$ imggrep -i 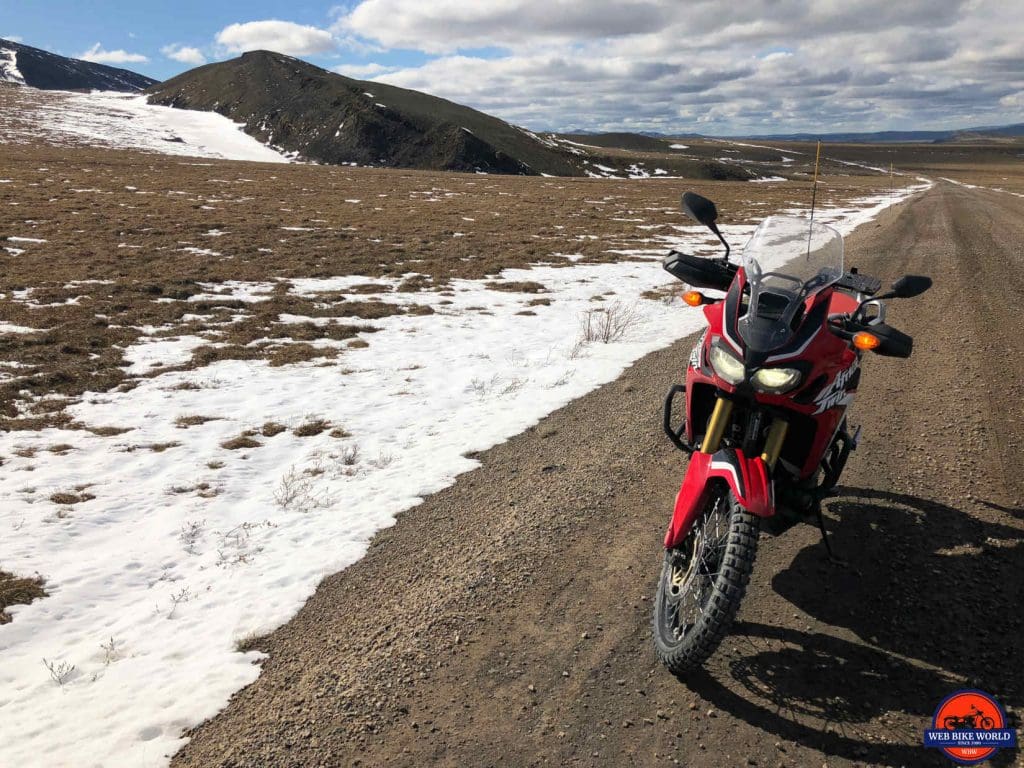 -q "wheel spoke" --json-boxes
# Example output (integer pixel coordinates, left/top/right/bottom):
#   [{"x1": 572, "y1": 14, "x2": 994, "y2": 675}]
[{"x1": 664, "y1": 492, "x2": 735, "y2": 637}]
